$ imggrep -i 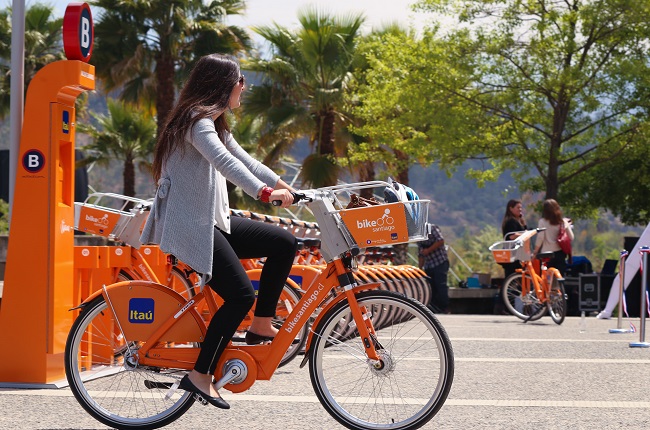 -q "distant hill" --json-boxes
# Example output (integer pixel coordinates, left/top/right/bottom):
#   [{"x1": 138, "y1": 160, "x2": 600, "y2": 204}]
[{"x1": 408, "y1": 162, "x2": 518, "y2": 237}]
